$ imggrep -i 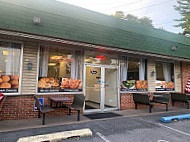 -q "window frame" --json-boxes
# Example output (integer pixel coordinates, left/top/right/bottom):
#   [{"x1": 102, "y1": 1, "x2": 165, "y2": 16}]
[
  {"x1": 155, "y1": 60, "x2": 175, "y2": 92},
  {"x1": 120, "y1": 57, "x2": 148, "y2": 93},
  {"x1": 0, "y1": 39, "x2": 23, "y2": 95},
  {"x1": 36, "y1": 45, "x2": 84, "y2": 94}
]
